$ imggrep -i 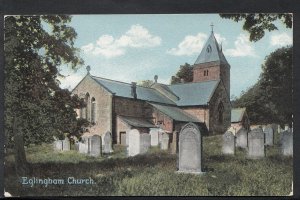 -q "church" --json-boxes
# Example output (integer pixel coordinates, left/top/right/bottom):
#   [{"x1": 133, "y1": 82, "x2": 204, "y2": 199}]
[{"x1": 72, "y1": 30, "x2": 231, "y2": 144}]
